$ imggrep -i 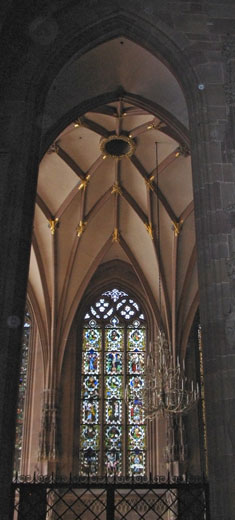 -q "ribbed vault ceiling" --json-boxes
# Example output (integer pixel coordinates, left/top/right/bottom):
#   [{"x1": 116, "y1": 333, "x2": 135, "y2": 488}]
[{"x1": 28, "y1": 99, "x2": 197, "y2": 383}]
